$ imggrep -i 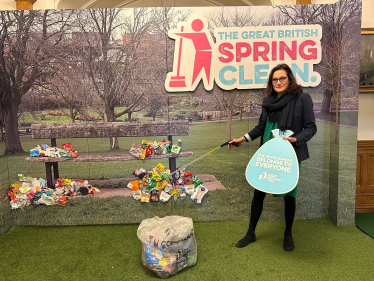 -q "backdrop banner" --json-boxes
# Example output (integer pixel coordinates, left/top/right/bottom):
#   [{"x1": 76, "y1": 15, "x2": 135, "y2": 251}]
[{"x1": 0, "y1": 0, "x2": 361, "y2": 234}]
